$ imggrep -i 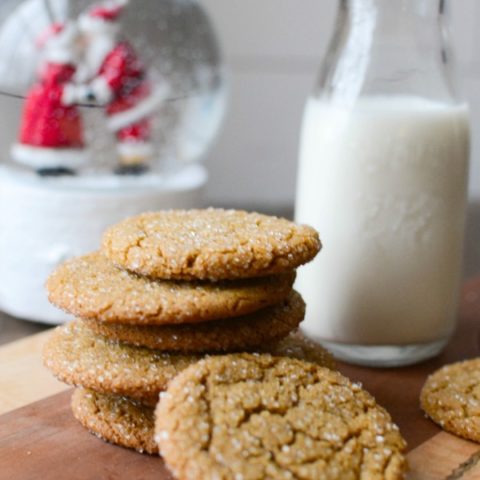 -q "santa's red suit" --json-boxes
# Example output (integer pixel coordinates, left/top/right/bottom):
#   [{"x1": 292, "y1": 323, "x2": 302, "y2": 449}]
[
  {"x1": 11, "y1": 23, "x2": 87, "y2": 170},
  {"x1": 78, "y1": 1, "x2": 165, "y2": 166},
  {"x1": 93, "y1": 41, "x2": 153, "y2": 157},
  {"x1": 19, "y1": 63, "x2": 84, "y2": 149}
]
